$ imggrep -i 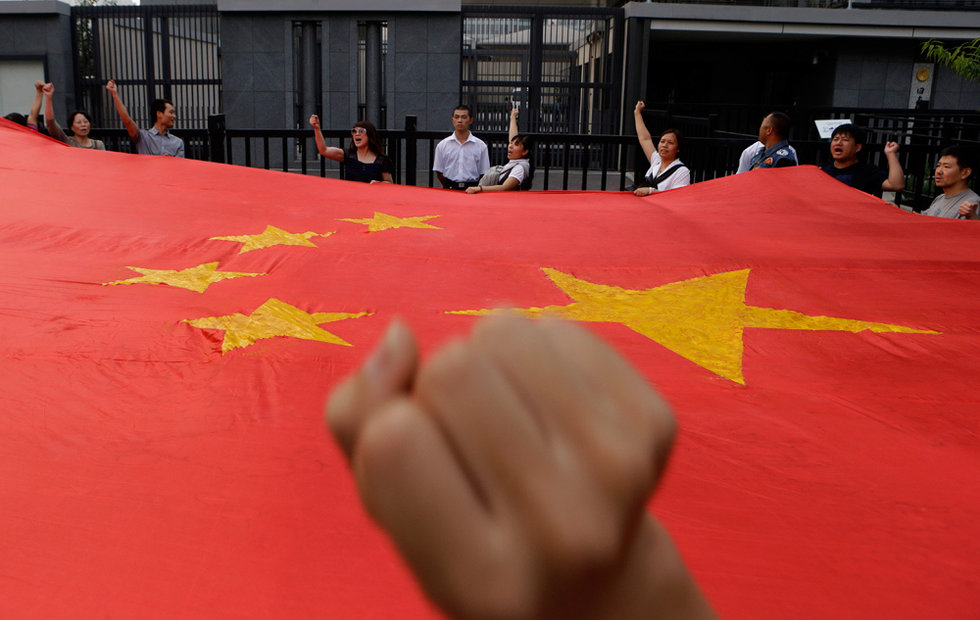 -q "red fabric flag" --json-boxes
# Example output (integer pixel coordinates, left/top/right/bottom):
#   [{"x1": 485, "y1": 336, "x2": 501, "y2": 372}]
[{"x1": 1, "y1": 119, "x2": 977, "y2": 618}]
